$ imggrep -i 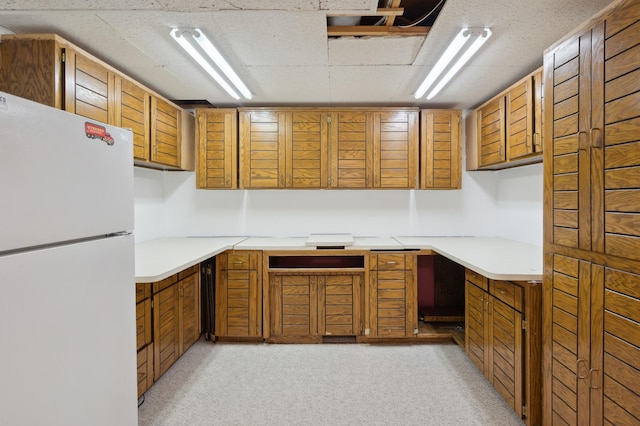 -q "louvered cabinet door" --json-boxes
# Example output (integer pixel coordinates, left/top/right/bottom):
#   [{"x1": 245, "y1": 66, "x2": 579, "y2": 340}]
[
  {"x1": 506, "y1": 76, "x2": 535, "y2": 161},
  {"x1": 420, "y1": 109, "x2": 462, "y2": 189},
  {"x1": 196, "y1": 109, "x2": 238, "y2": 189},
  {"x1": 269, "y1": 273, "x2": 320, "y2": 343},
  {"x1": 239, "y1": 110, "x2": 286, "y2": 188},
  {"x1": 544, "y1": 254, "x2": 592, "y2": 425},
  {"x1": 317, "y1": 274, "x2": 361, "y2": 336},
  {"x1": 65, "y1": 50, "x2": 116, "y2": 124},
  {"x1": 153, "y1": 283, "x2": 179, "y2": 379},
  {"x1": 489, "y1": 294, "x2": 523, "y2": 418},
  {"x1": 477, "y1": 97, "x2": 506, "y2": 167},
  {"x1": 601, "y1": 267, "x2": 640, "y2": 425},
  {"x1": 117, "y1": 78, "x2": 150, "y2": 162},
  {"x1": 216, "y1": 251, "x2": 262, "y2": 338},
  {"x1": 601, "y1": 10, "x2": 640, "y2": 261},
  {"x1": 329, "y1": 111, "x2": 370, "y2": 188},
  {"x1": 178, "y1": 270, "x2": 200, "y2": 354},
  {"x1": 466, "y1": 281, "x2": 488, "y2": 373},
  {"x1": 150, "y1": 96, "x2": 181, "y2": 167},
  {"x1": 372, "y1": 110, "x2": 418, "y2": 189},
  {"x1": 289, "y1": 111, "x2": 328, "y2": 188},
  {"x1": 544, "y1": 27, "x2": 598, "y2": 251}
]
